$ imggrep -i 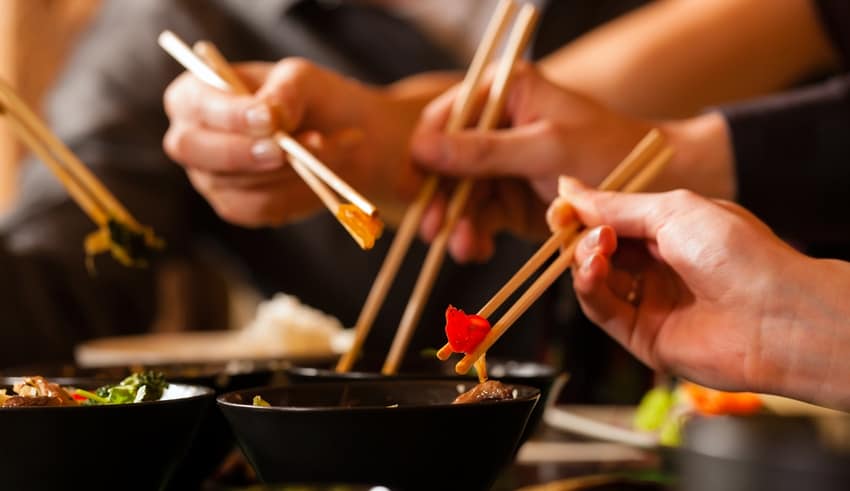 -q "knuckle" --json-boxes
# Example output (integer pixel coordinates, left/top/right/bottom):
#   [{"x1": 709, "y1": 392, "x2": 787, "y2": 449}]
[
  {"x1": 666, "y1": 188, "x2": 699, "y2": 206},
  {"x1": 162, "y1": 126, "x2": 189, "y2": 162}
]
